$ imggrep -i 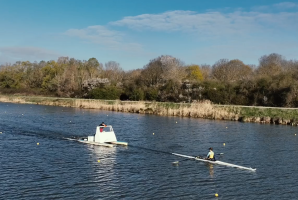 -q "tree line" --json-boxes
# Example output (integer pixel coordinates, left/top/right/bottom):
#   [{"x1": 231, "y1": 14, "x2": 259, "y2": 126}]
[{"x1": 1, "y1": 53, "x2": 298, "y2": 107}]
